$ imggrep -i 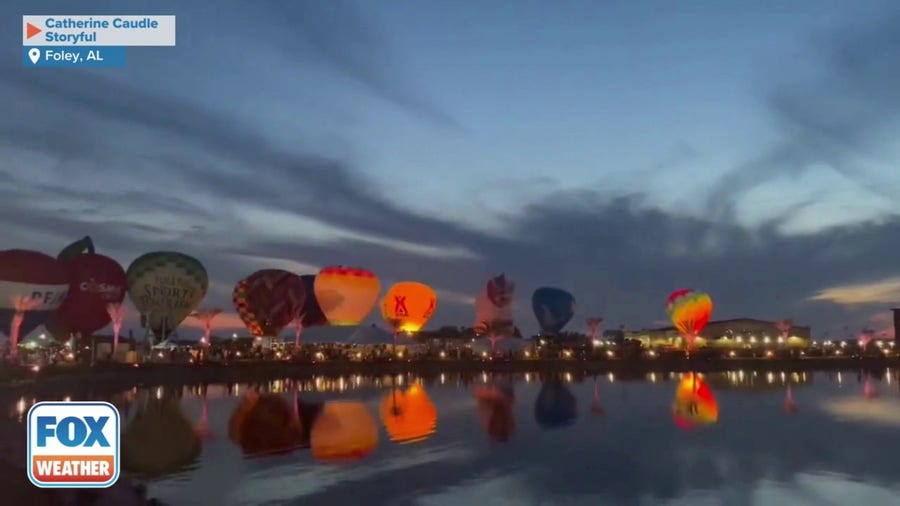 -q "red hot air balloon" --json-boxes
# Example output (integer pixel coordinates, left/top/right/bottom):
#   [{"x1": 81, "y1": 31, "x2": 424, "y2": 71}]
[
  {"x1": 233, "y1": 269, "x2": 306, "y2": 337},
  {"x1": 45, "y1": 237, "x2": 127, "y2": 340},
  {"x1": 0, "y1": 250, "x2": 69, "y2": 354}
]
